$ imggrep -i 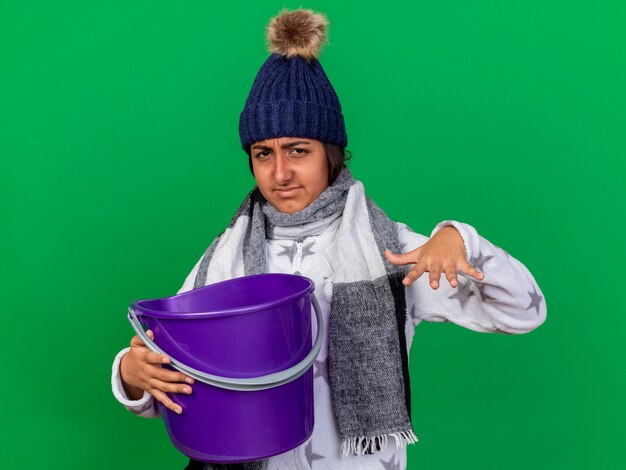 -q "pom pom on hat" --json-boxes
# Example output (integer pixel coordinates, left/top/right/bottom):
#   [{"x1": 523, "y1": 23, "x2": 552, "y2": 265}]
[{"x1": 266, "y1": 8, "x2": 329, "y2": 60}]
